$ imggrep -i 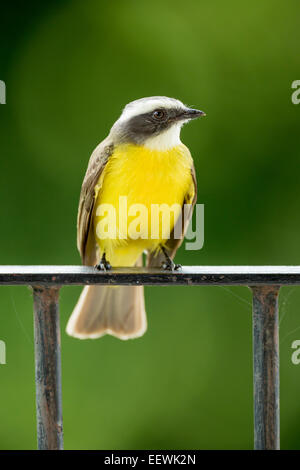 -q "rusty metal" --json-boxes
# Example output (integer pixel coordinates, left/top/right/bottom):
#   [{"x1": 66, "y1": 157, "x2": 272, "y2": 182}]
[
  {"x1": 251, "y1": 285, "x2": 280, "y2": 450},
  {"x1": 33, "y1": 286, "x2": 63, "y2": 450},
  {"x1": 1, "y1": 265, "x2": 300, "y2": 286},
  {"x1": 0, "y1": 266, "x2": 291, "y2": 449}
]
